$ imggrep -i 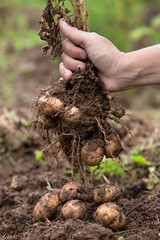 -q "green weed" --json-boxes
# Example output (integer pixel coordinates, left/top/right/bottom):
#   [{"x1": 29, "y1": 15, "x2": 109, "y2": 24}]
[
  {"x1": 34, "y1": 150, "x2": 44, "y2": 163},
  {"x1": 90, "y1": 157, "x2": 126, "y2": 181}
]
